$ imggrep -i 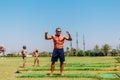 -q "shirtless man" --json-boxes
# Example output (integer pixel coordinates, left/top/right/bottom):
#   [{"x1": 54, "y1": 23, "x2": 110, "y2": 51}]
[
  {"x1": 45, "y1": 28, "x2": 72, "y2": 76},
  {"x1": 21, "y1": 46, "x2": 27, "y2": 68},
  {"x1": 33, "y1": 48, "x2": 39, "y2": 67}
]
